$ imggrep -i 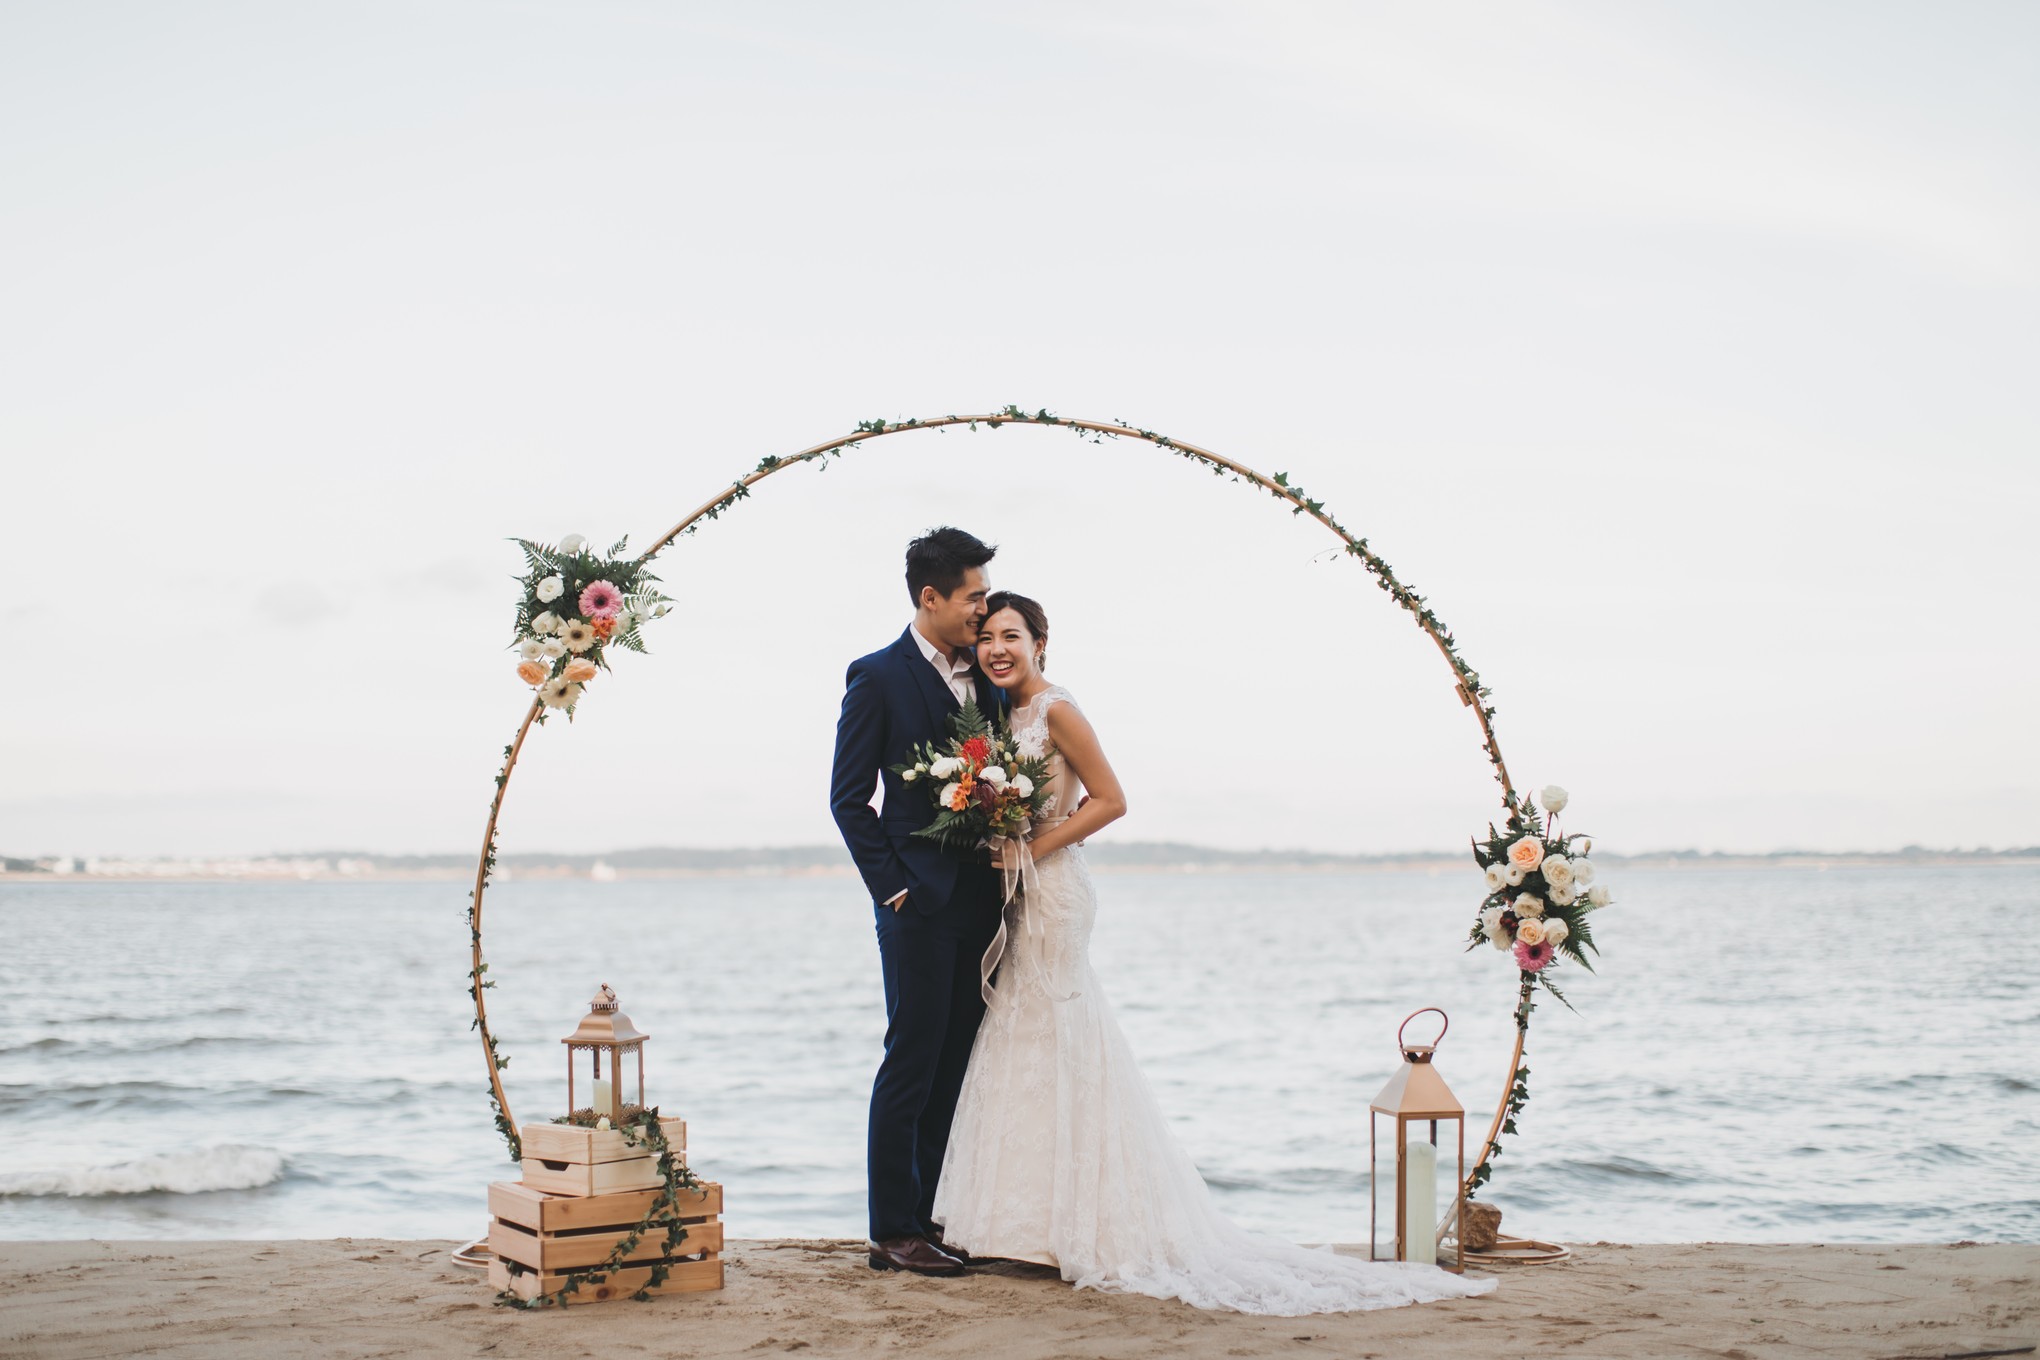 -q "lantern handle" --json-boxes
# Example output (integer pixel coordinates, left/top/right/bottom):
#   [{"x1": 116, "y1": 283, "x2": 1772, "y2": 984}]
[{"x1": 1398, "y1": 1007, "x2": 1448, "y2": 1052}]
